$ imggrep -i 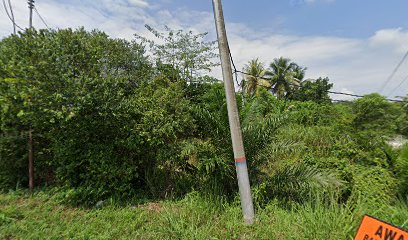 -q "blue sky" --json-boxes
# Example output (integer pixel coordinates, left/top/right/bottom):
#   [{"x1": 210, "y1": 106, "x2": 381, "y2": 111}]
[
  {"x1": 167, "y1": 0, "x2": 408, "y2": 38},
  {"x1": 1, "y1": 0, "x2": 408, "y2": 99}
]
